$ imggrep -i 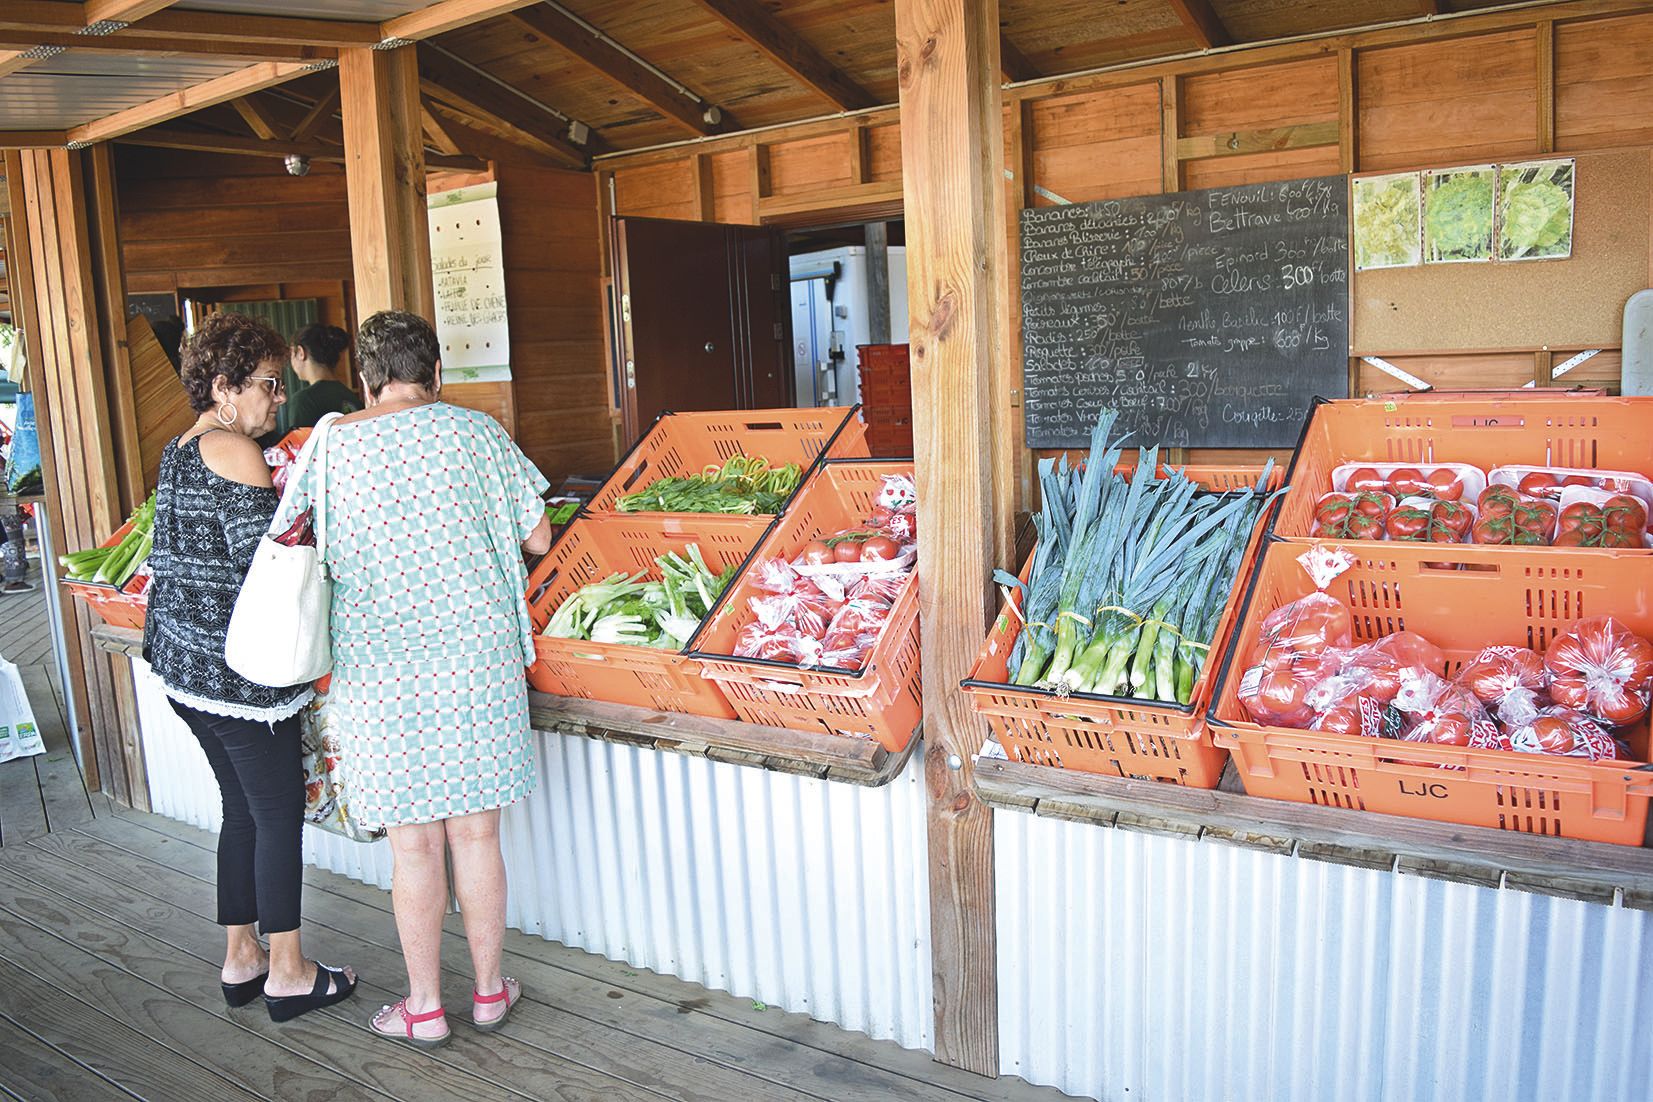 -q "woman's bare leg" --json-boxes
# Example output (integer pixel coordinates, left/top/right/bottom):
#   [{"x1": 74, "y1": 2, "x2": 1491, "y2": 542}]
[
  {"x1": 376, "y1": 820, "x2": 450, "y2": 1039},
  {"x1": 444, "y1": 808, "x2": 511, "y2": 1020}
]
